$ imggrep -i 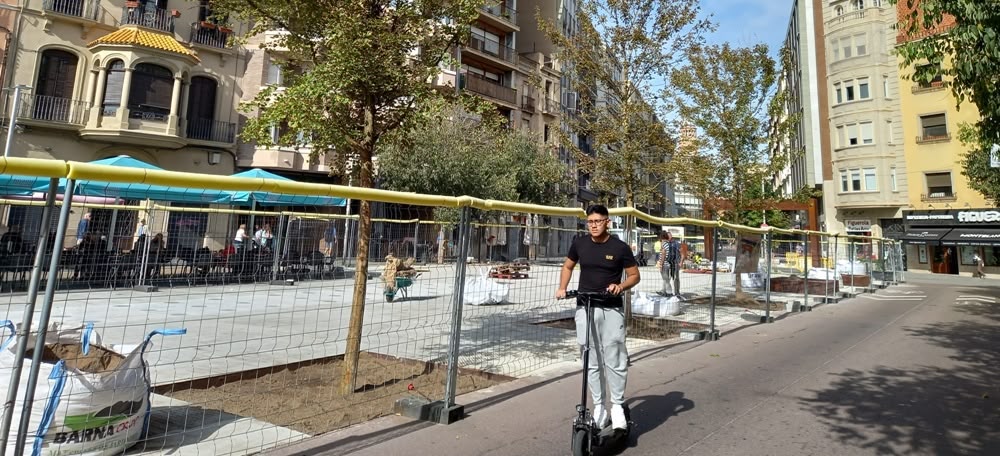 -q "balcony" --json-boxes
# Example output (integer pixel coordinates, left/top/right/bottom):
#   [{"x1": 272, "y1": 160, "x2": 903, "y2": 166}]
[
  {"x1": 921, "y1": 192, "x2": 957, "y2": 202},
  {"x1": 16, "y1": 94, "x2": 89, "y2": 127},
  {"x1": 825, "y1": 6, "x2": 884, "y2": 32},
  {"x1": 911, "y1": 81, "x2": 945, "y2": 94},
  {"x1": 462, "y1": 73, "x2": 517, "y2": 105},
  {"x1": 542, "y1": 97, "x2": 559, "y2": 115},
  {"x1": 121, "y1": 4, "x2": 174, "y2": 33},
  {"x1": 466, "y1": 34, "x2": 518, "y2": 68},
  {"x1": 916, "y1": 133, "x2": 951, "y2": 144},
  {"x1": 185, "y1": 118, "x2": 237, "y2": 145},
  {"x1": 479, "y1": 3, "x2": 518, "y2": 32},
  {"x1": 521, "y1": 95, "x2": 535, "y2": 113},
  {"x1": 190, "y1": 22, "x2": 231, "y2": 49},
  {"x1": 43, "y1": 0, "x2": 100, "y2": 21}
]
